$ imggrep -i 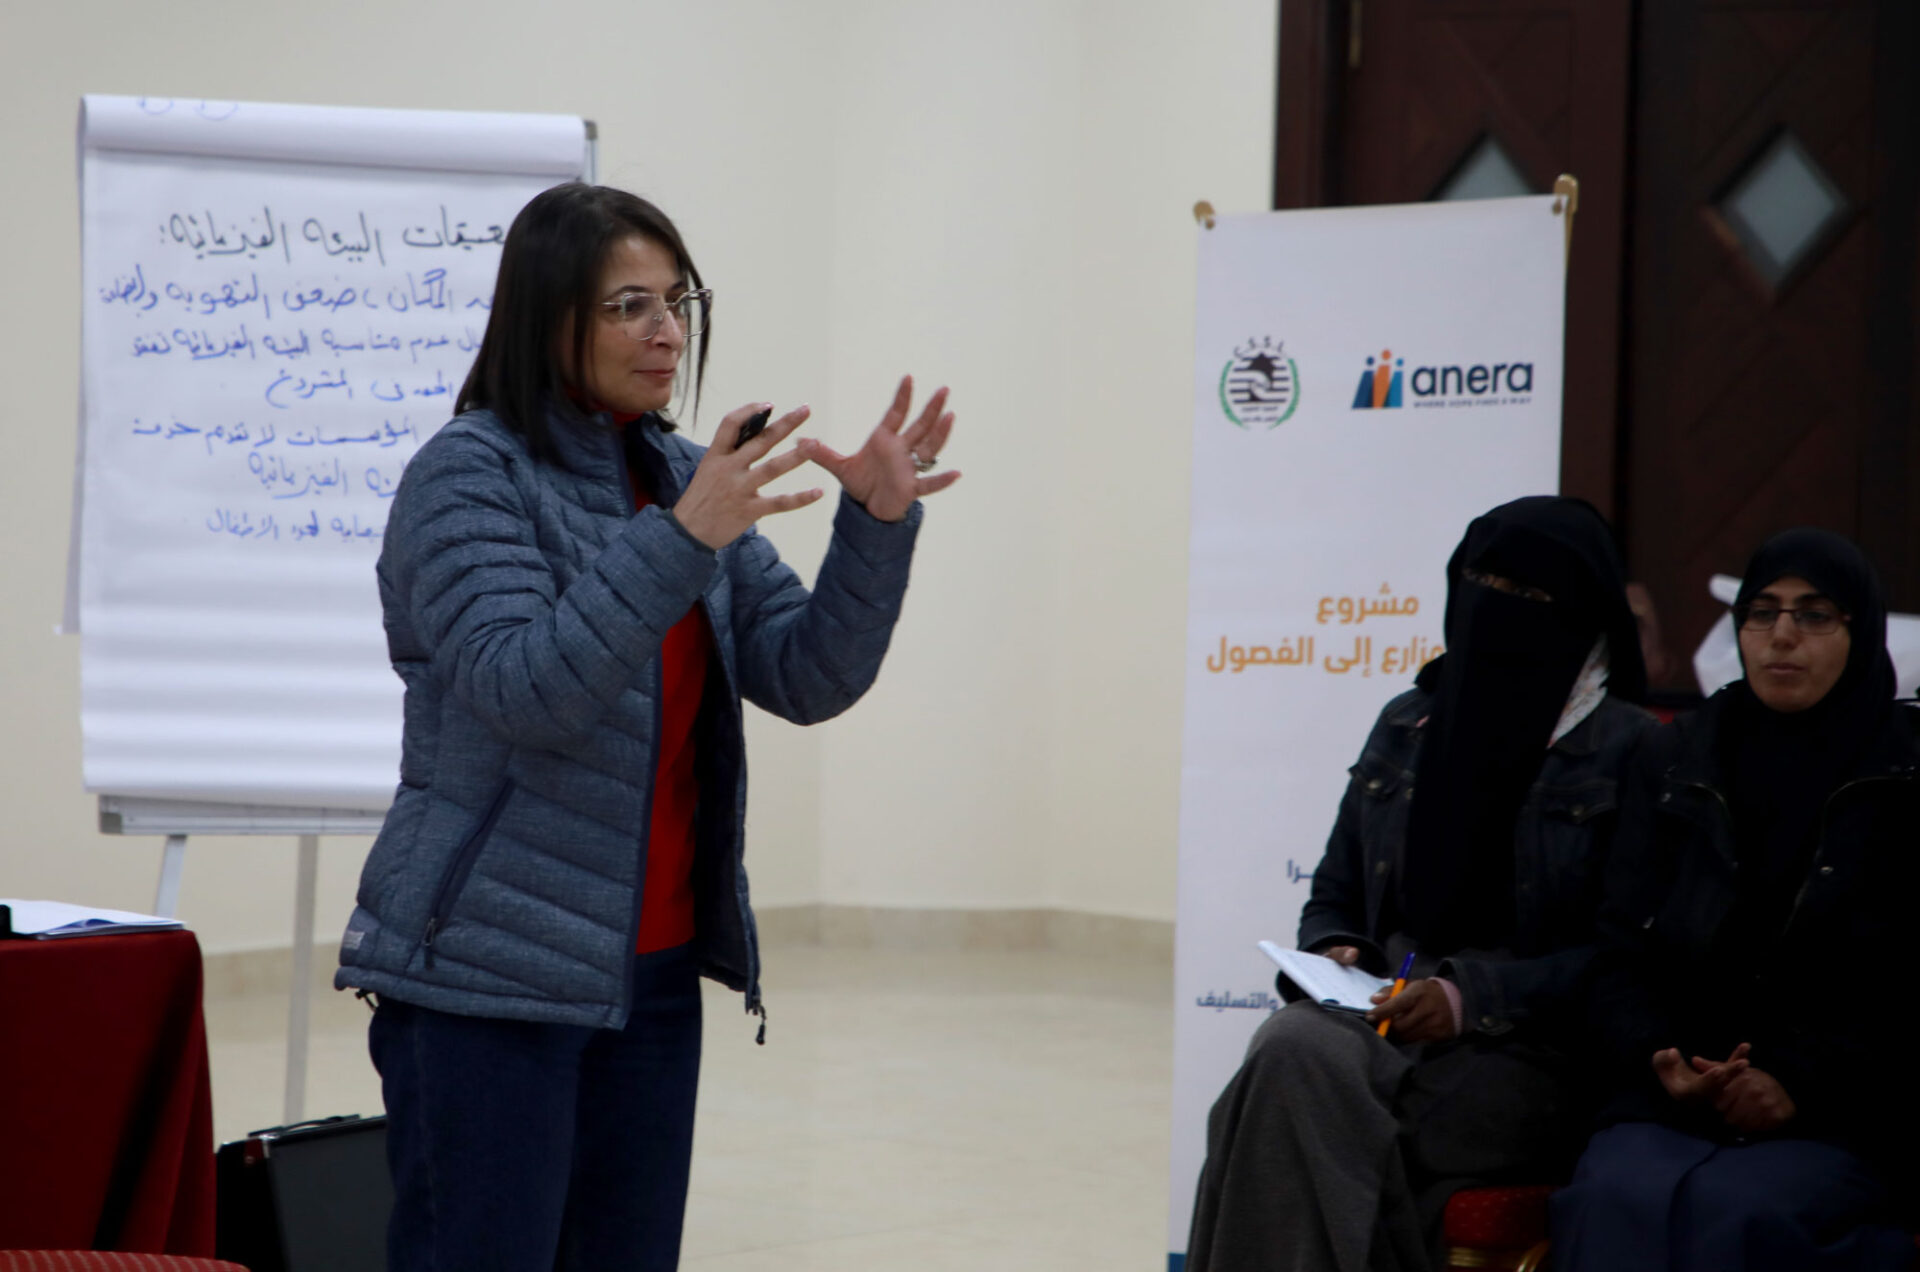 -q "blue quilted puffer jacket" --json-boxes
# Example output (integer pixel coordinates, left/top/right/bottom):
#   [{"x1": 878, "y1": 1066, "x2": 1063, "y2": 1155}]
[{"x1": 334, "y1": 405, "x2": 921, "y2": 1030}]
